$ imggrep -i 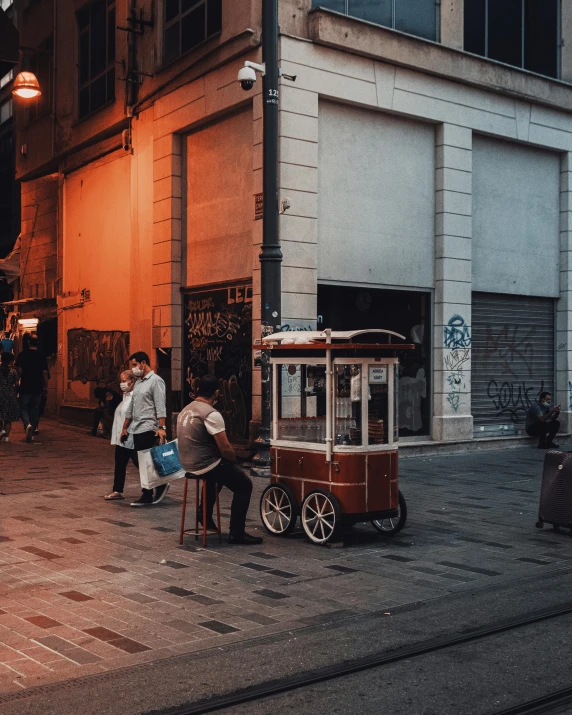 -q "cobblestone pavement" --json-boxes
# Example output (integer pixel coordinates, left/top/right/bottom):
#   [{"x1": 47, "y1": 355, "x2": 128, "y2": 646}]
[{"x1": 0, "y1": 419, "x2": 570, "y2": 695}]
